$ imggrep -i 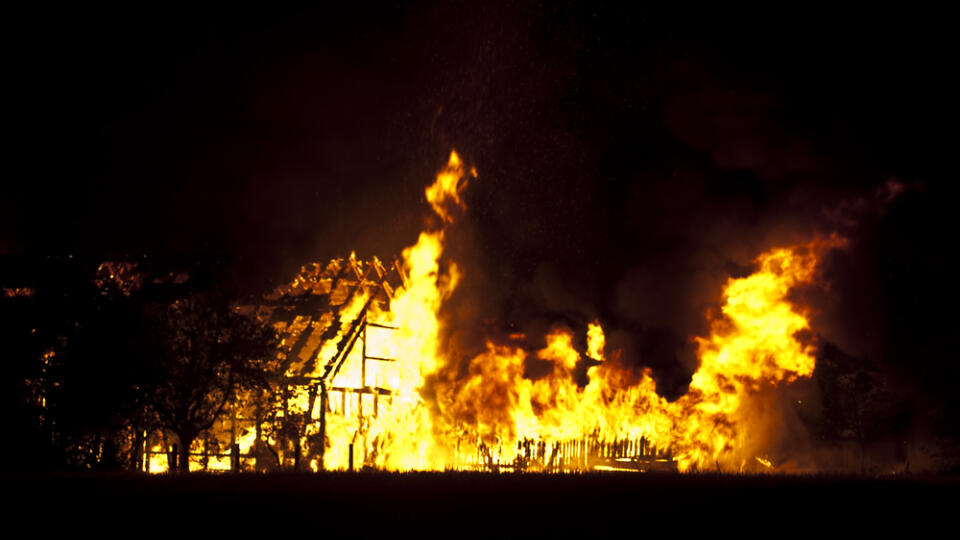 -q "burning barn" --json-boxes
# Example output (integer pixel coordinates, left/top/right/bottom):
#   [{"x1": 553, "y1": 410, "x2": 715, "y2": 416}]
[{"x1": 135, "y1": 150, "x2": 839, "y2": 474}]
